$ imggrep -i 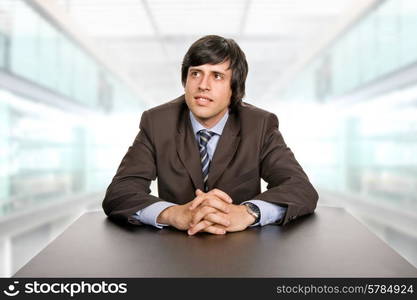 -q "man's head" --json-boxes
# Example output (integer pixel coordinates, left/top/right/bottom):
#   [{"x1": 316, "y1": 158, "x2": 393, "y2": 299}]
[{"x1": 182, "y1": 35, "x2": 248, "y2": 127}]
